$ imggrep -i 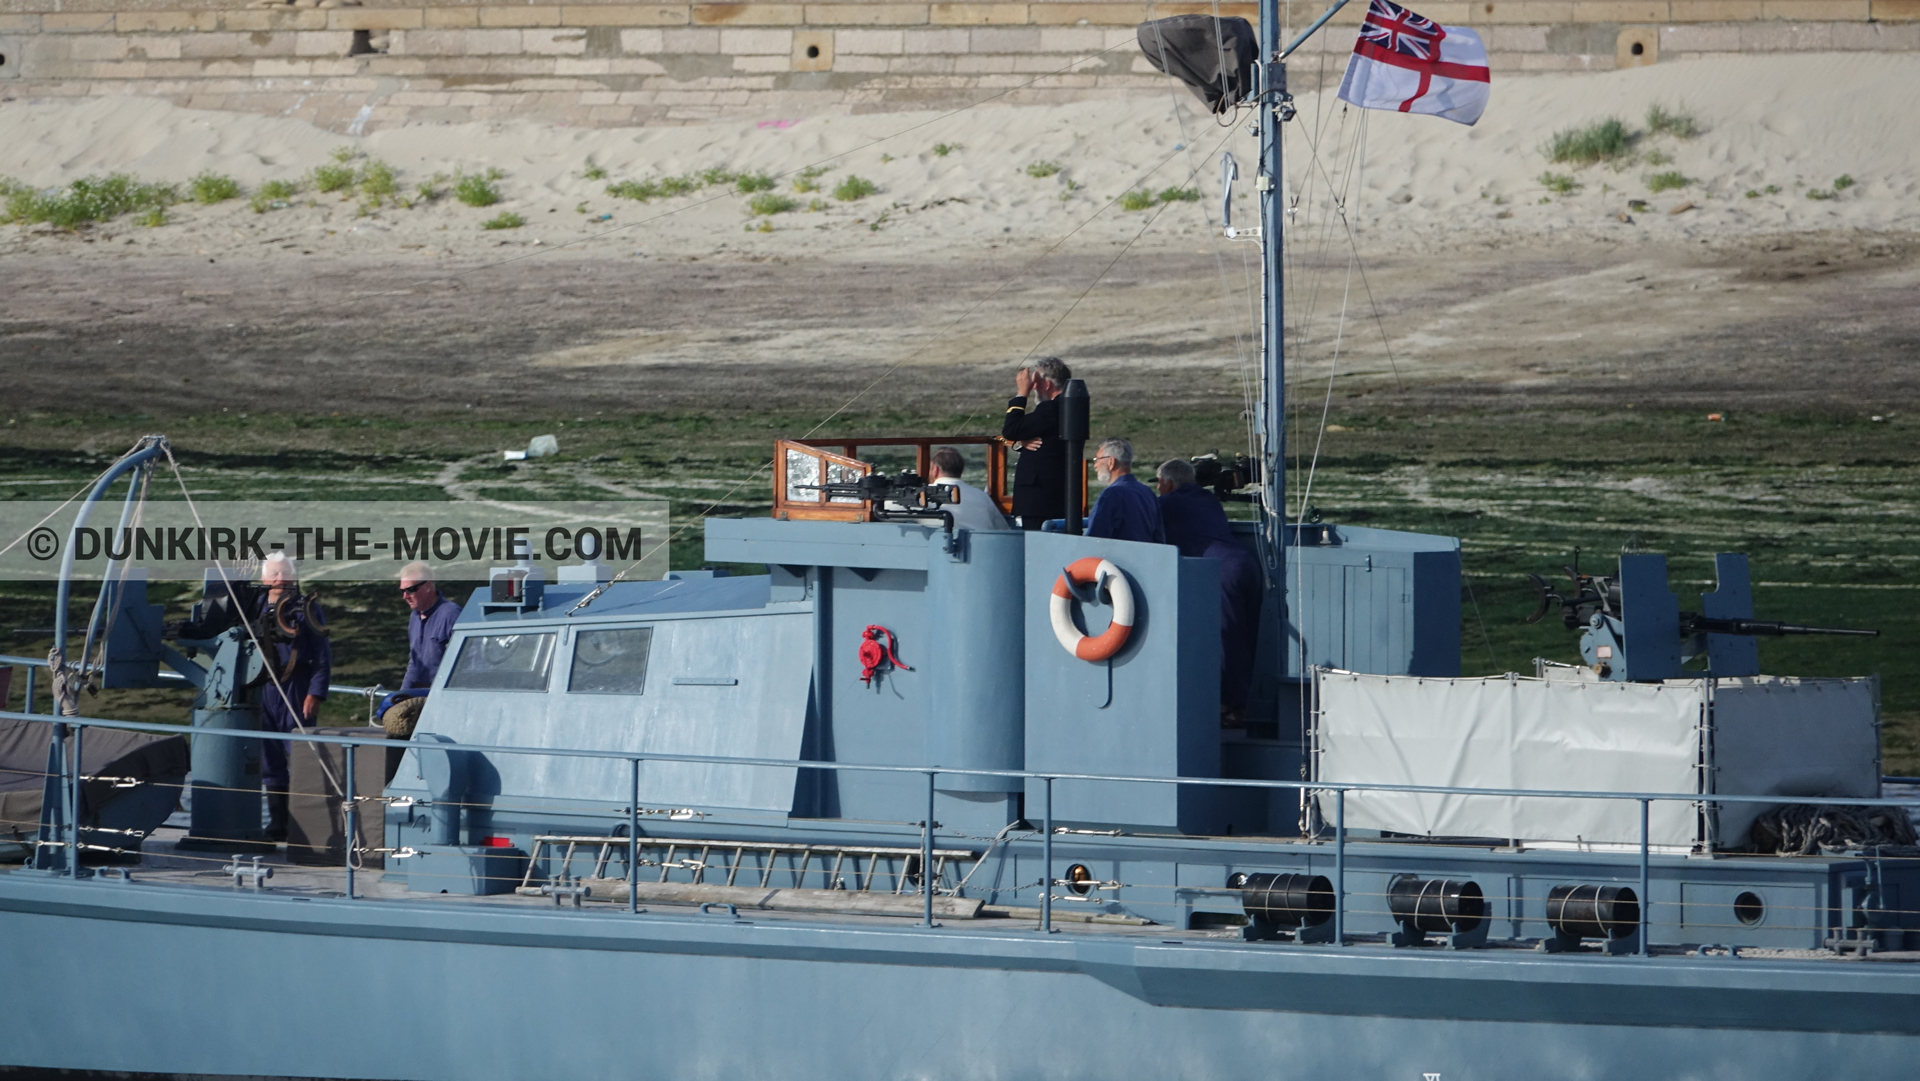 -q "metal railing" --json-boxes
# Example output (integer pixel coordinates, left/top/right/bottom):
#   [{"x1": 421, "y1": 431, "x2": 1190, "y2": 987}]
[
  {"x1": 1, "y1": 653, "x2": 387, "y2": 716},
  {"x1": 7, "y1": 705, "x2": 1920, "y2": 951}
]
